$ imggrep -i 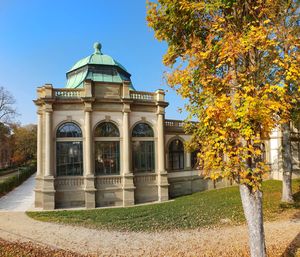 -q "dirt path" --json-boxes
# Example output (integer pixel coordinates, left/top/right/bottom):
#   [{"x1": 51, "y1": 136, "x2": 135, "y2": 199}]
[{"x1": 0, "y1": 212, "x2": 299, "y2": 256}]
